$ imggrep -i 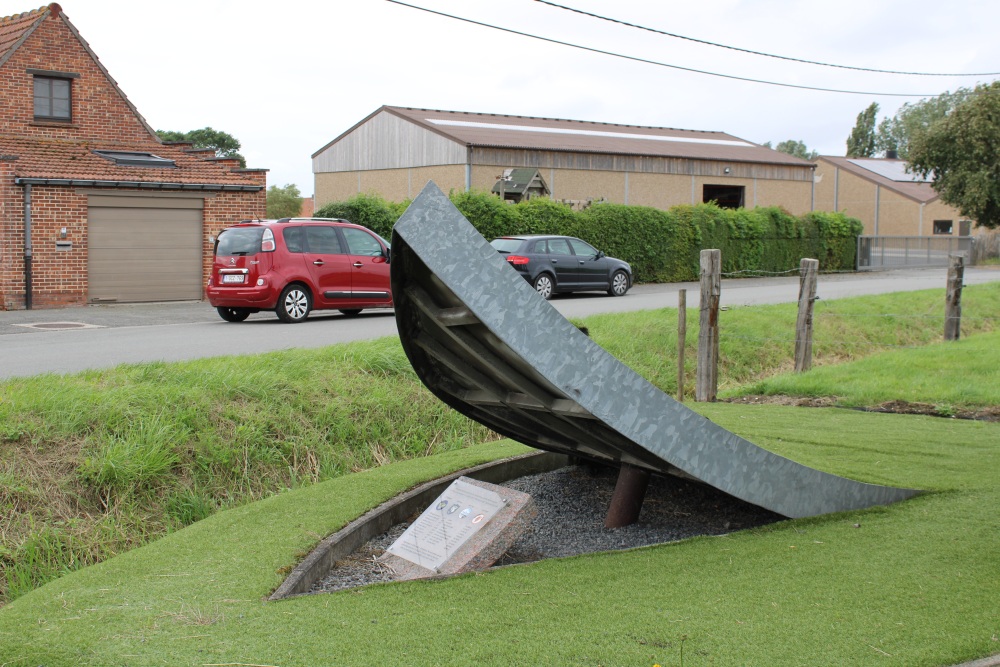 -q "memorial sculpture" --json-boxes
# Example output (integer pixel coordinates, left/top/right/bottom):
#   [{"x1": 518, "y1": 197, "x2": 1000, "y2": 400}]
[{"x1": 390, "y1": 182, "x2": 919, "y2": 523}]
